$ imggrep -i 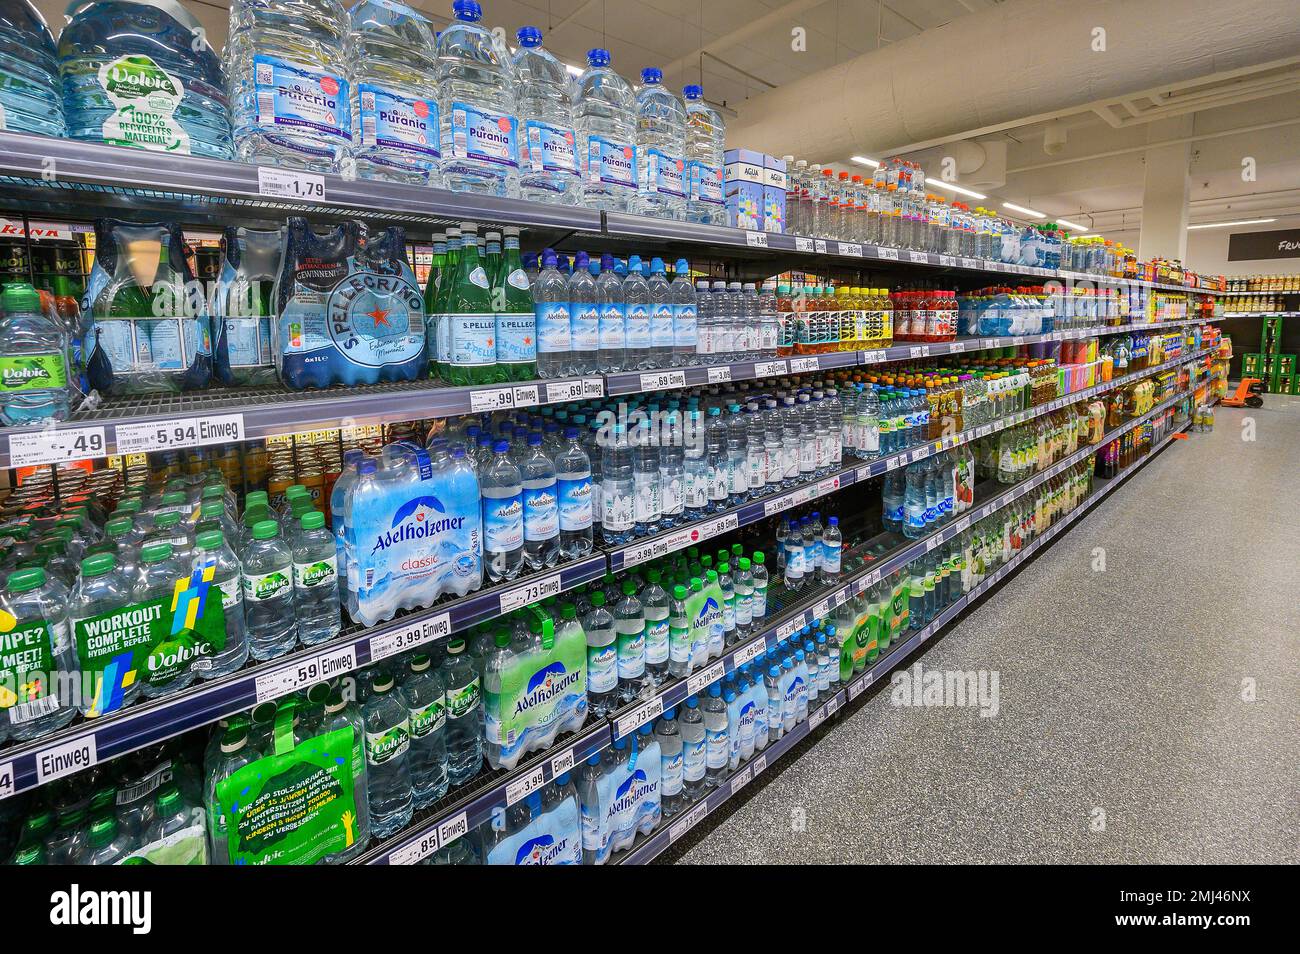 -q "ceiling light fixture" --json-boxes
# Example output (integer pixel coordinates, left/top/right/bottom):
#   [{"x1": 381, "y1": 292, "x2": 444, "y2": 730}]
[
  {"x1": 928, "y1": 179, "x2": 987, "y2": 200},
  {"x1": 1003, "y1": 202, "x2": 1046, "y2": 219},
  {"x1": 1055, "y1": 217, "x2": 1089, "y2": 231},
  {"x1": 1186, "y1": 218, "x2": 1276, "y2": 230},
  {"x1": 850, "y1": 156, "x2": 881, "y2": 167}
]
